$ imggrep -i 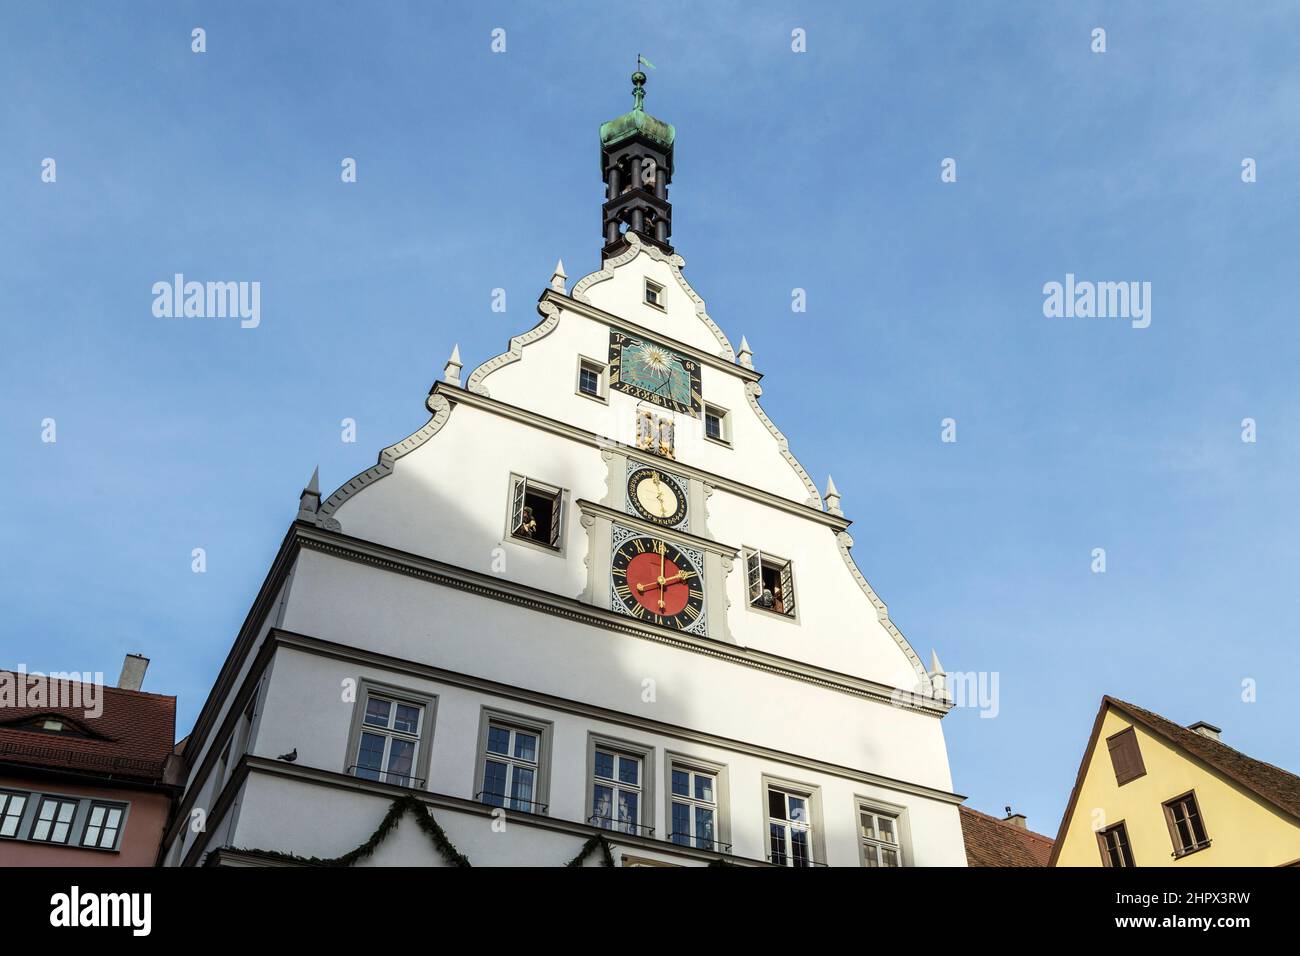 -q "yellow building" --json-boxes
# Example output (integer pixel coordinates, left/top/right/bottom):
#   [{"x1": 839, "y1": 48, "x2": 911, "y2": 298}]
[{"x1": 1051, "y1": 696, "x2": 1300, "y2": 867}]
